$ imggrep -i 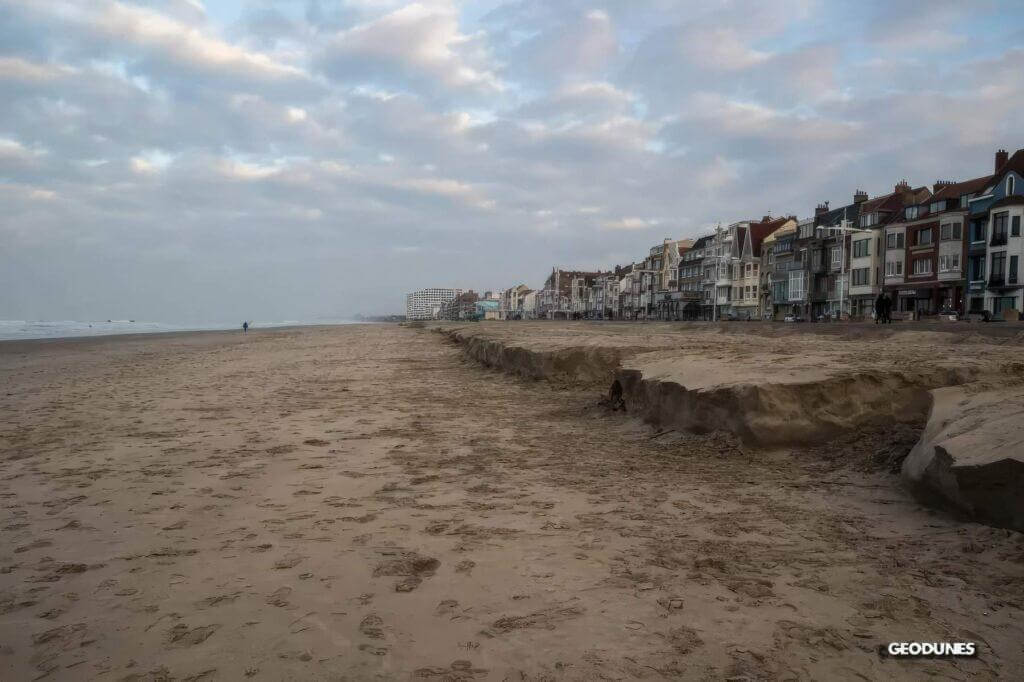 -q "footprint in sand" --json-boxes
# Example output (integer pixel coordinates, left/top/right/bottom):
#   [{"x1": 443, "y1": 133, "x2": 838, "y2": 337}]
[
  {"x1": 166, "y1": 623, "x2": 219, "y2": 648},
  {"x1": 266, "y1": 587, "x2": 292, "y2": 607},
  {"x1": 273, "y1": 553, "x2": 304, "y2": 570},
  {"x1": 372, "y1": 552, "x2": 440, "y2": 593},
  {"x1": 359, "y1": 613, "x2": 385, "y2": 639}
]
